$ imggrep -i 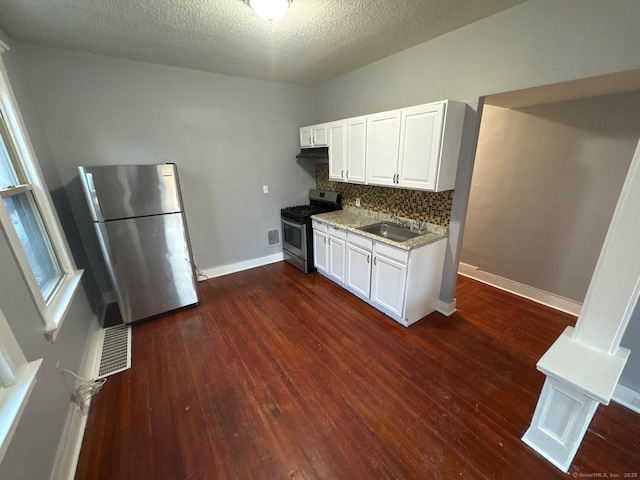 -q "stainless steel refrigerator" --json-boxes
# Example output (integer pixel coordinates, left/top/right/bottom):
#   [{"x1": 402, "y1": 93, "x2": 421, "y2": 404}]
[{"x1": 78, "y1": 163, "x2": 199, "y2": 324}]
